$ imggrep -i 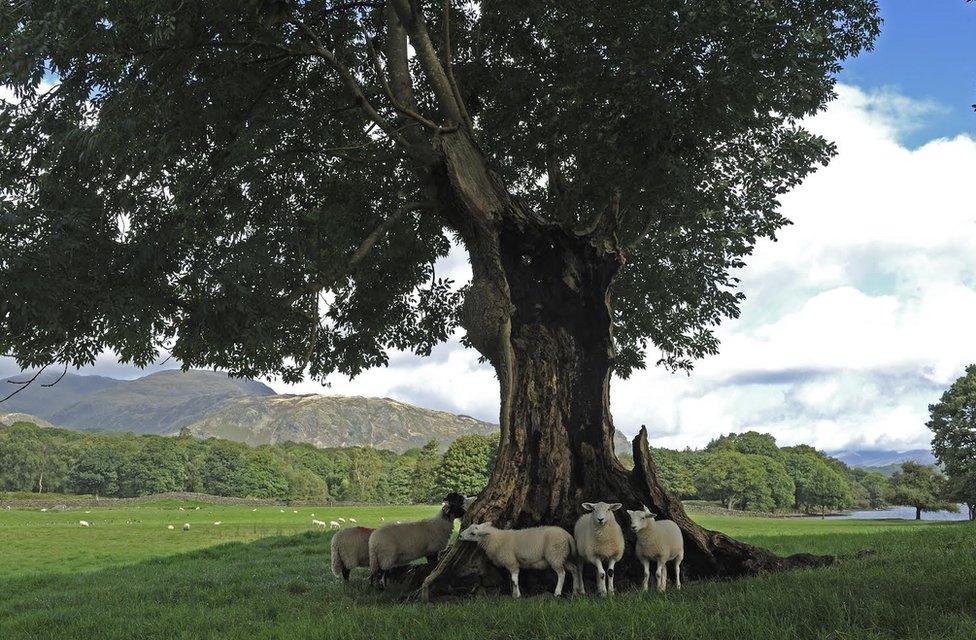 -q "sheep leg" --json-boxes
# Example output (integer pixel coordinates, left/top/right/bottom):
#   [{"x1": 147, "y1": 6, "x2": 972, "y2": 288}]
[
  {"x1": 640, "y1": 557, "x2": 650, "y2": 592},
  {"x1": 554, "y1": 567, "x2": 566, "y2": 596},
  {"x1": 606, "y1": 558, "x2": 617, "y2": 594},
  {"x1": 674, "y1": 555, "x2": 683, "y2": 590},
  {"x1": 655, "y1": 559, "x2": 666, "y2": 592},
  {"x1": 567, "y1": 562, "x2": 584, "y2": 595},
  {"x1": 510, "y1": 569, "x2": 521, "y2": 598},
  {"x1": 593, "y1": 558, "x2": 607, "y2": 596}
]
